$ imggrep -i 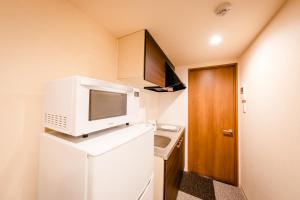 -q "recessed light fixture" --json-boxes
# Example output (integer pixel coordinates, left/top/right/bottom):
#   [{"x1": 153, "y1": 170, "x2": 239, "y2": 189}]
[{"x1": 210, "y1": 34, "x2": 223, "y2": 45}]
